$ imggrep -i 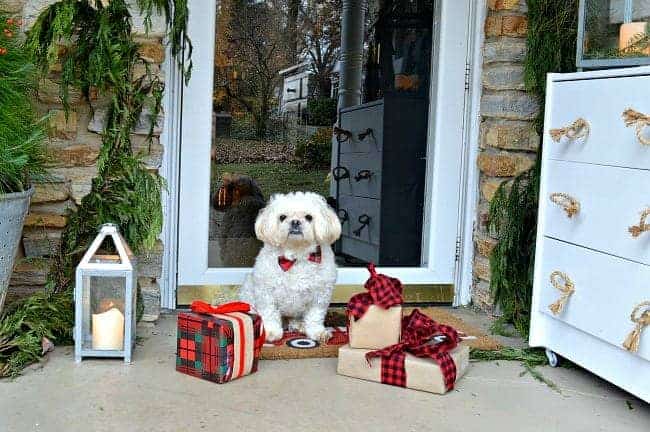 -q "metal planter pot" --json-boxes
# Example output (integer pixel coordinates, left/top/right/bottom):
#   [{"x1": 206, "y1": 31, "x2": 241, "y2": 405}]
[{"x1": 0, "y1": 187, "x2": 34, "y2": 314}]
